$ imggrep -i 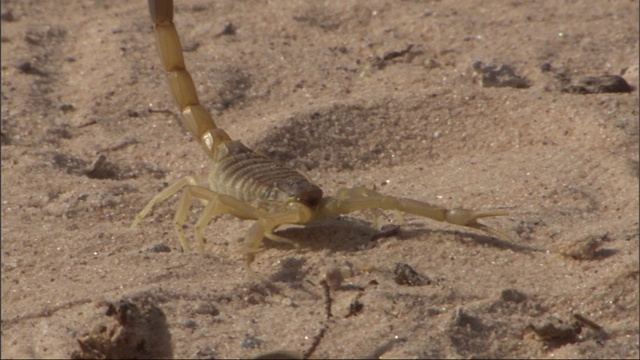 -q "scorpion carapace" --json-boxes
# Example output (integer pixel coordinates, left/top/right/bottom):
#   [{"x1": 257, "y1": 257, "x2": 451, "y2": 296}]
[{"x1": 132, "y1": 0, "x2": 511, "y2": 266}]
